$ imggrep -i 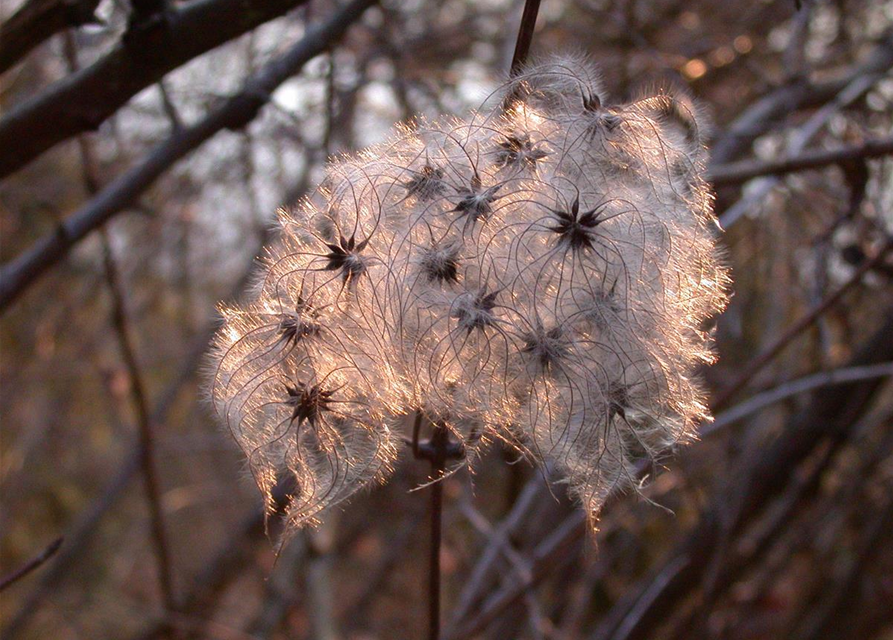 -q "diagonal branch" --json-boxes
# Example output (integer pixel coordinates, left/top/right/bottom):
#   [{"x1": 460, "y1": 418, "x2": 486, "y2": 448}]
[
  {"x1": 62, "y1": 25, "x2": 179, "y2": 624},
  {"x1": 0, "y1": 235, "x2": 274, "y2": 640},
  {"x1": 591, "y1": 307, "x2": 893, "y2": 640},
  {"x1": 0, "y1": 147, "x2": 310, "y2": 639},
  {"x1": 720, "y1": 66, "x2": 890, "y2": 229},
  {"x1": 0, "y1": 0, "x2": 101, "y2": 74},
  {"x1": 445, "y1": 511, "x2": 587, "y2": 640},
  {"x1": 102, "y1": 233, "x2": 179, "y2": 618},
  {"x1": 0, "y1": 537, "x2": 63, "y2": 593},
  {"x1": 709, "y1": 32, "x2": 893, "y2": 165},
  {"x1": 709, "y1": 136, "x2": 893, "y2": 186},
  {"x1": 0, "y1": 0, "x2": 312, "y2": 178},
  {"x1": 509, "y1": 0, "x2": 542, "y2": 75},
  {"x1": 705, "y1": 361, "x2": 893, "y2": 435},
  {"x1": 711, "y1": 238, "x2": 893, "y2": 411},
  {"x1": 0, "y1": 0, "x2": 378, "y2": 314}
]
